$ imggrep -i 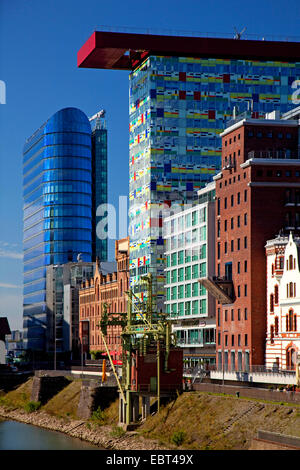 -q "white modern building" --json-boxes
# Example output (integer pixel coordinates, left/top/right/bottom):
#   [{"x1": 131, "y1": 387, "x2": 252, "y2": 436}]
[
  {"x1": 164, "y1": 181, "x2": 216, "y2": 367},
  {"x1": 265, "y1": 232, "x2": 300, "y2": 370}
]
